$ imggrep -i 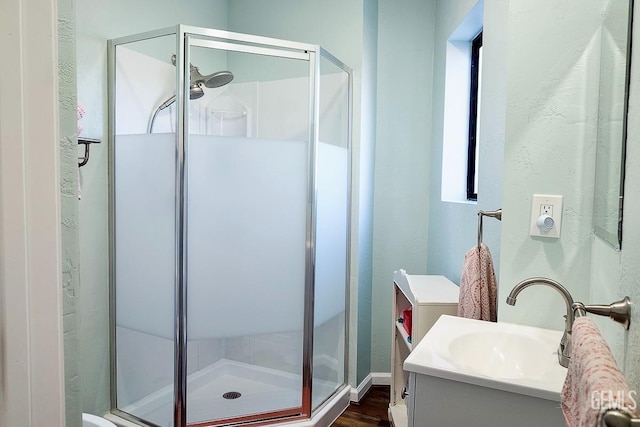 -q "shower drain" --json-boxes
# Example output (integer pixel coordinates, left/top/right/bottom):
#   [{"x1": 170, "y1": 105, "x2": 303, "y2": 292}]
[{"x1": 222, "y1": 391, "x2": 242, "y2": 400}]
